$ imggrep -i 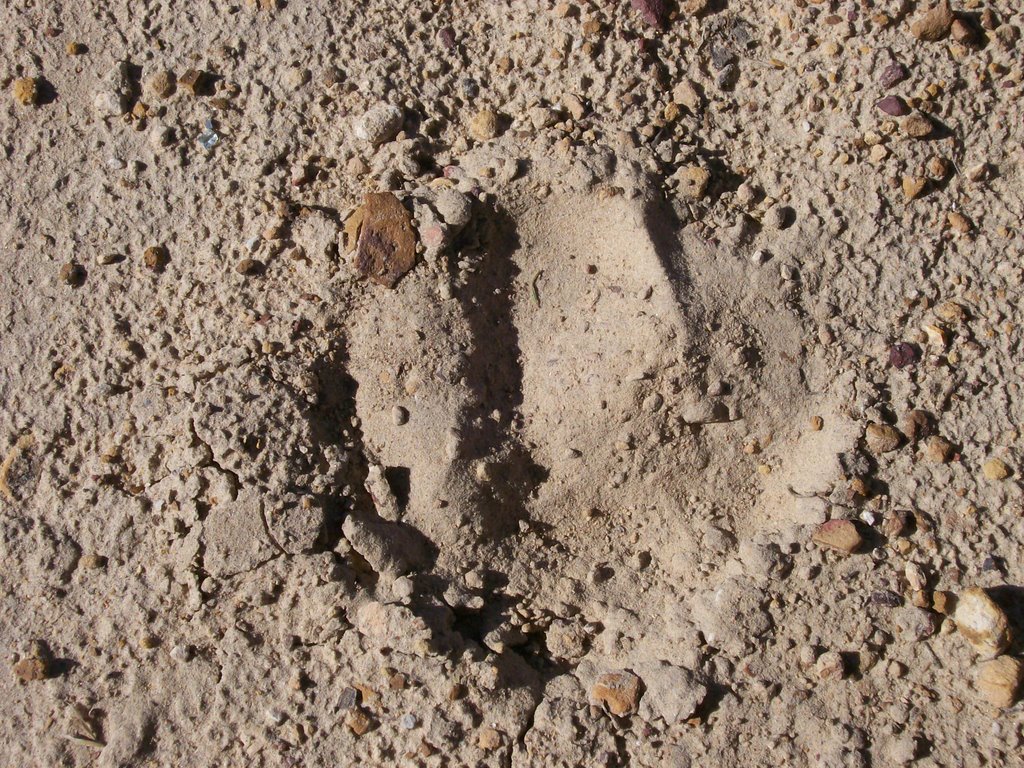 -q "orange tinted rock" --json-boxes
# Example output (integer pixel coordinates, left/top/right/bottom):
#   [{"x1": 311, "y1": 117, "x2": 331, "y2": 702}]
[{"x1": 345, "y1": 192, "x2": 417, "y2": 288}]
